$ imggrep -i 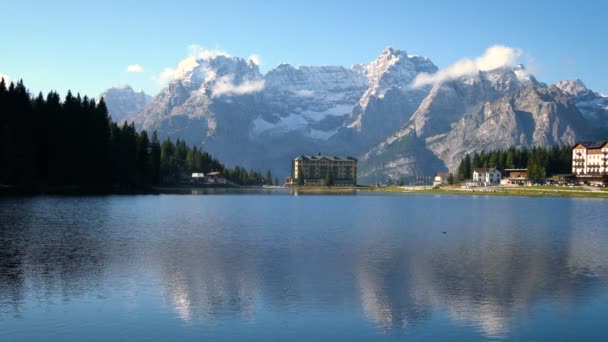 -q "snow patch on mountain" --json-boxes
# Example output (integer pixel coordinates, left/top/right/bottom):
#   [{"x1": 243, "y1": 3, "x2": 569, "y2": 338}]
[
  {"x1": 310, "y1": 128, "x2": 339, "y2": 140},
  {"x1": 291, "y1": 89, "x2": 315, "y2": 97},
  {"x1": 252, "y1": 114, "x2": 308, "y2": 136},
  {"x1": 300, "y1": 104, "x2": 354, "y2": 121},
  {"x1": 125, "y1": 46, "x2": 605, "y2": 182},
  {"x1": 211, "y1": 75, "x2": 265, "y2": 98}
]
